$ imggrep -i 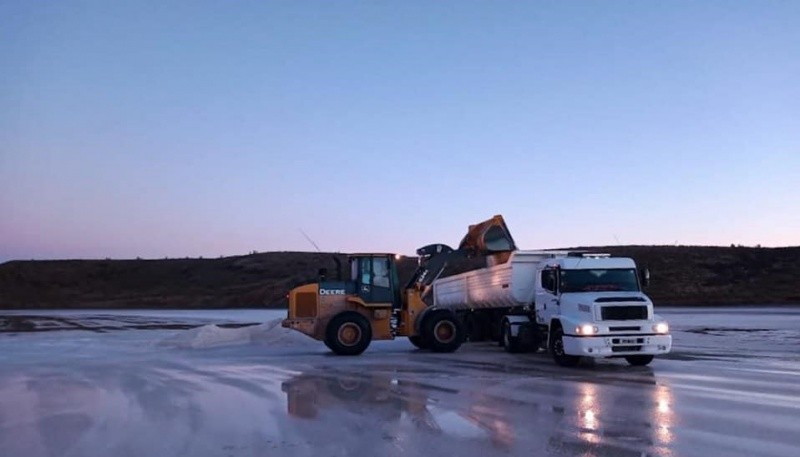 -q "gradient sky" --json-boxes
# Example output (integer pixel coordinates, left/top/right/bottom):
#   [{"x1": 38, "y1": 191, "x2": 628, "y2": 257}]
[{"x1": 1, "y1": 1, "x2": 799, "y2": 261}]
